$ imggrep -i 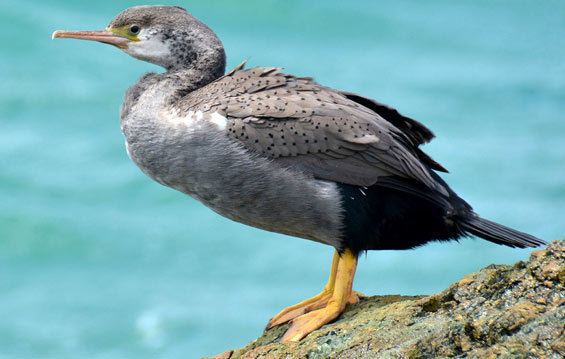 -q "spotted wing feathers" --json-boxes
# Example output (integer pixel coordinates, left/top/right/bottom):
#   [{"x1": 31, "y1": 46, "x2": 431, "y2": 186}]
[{"x1": 179, "y1": 66, "x2": 448, "y2": 194}]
